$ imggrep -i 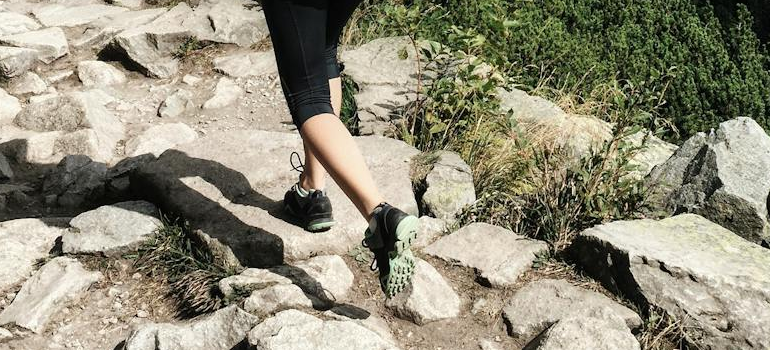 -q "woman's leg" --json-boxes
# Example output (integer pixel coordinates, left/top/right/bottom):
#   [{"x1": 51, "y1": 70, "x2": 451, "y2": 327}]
[{"x1": 299, "y1": 0, "x2": 362, "y2": 195}]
